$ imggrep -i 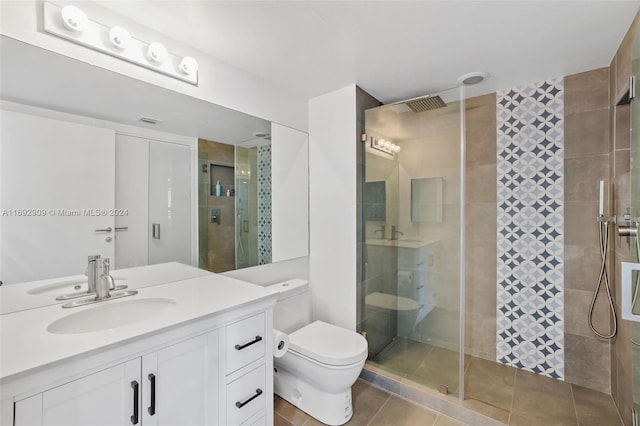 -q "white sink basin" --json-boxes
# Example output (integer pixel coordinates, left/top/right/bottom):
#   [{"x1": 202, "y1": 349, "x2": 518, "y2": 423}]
[
  {"x1": 47, "y1": 298, "x2": 176, "y2": 335},
  {"x1": 27, "y1": 279, "x2": 88, "y2": 295},
  {"x1": 27, "y1": 277, "x2": 126, "y2": 295}
]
